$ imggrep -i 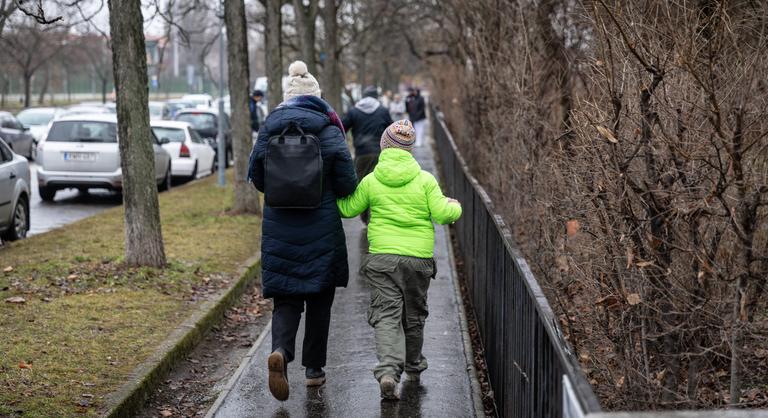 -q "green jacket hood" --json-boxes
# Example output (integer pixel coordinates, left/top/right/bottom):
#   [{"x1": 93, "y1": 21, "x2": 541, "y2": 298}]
[{"x1": 373, "y1": 148, "x2": 420, "y2": 187}]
